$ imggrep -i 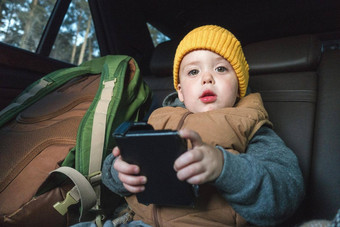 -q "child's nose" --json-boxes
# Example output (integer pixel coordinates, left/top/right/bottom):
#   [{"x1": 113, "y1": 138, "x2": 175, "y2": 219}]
[{"x1": 201, "y1": 72, "x2": 215, "y2": 85}]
